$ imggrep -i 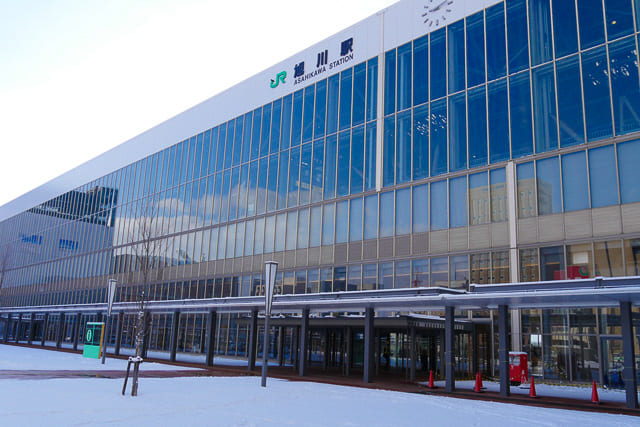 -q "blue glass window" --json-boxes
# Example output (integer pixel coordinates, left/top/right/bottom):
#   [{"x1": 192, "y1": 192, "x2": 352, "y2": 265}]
[
  {"x1": 396, "y1": 188, "x2": 411, "y2": 235},
  {"x1": 192, "y1": 135, "x2": 202, "y2": 179},
  {"x1": 353, "y1": 62, "x2": 366, "y2": 127},
  {"x1": 270, "y1": 100, "x2": 282, "y2": 155},
  {"x1": 366, "y1": 58, "x2": 378, "y2": 122},
  {"x1": 605, "y1": 0, "x2": 634, "y2": 40},
  {"x1": 618, "y1": 139, "x2": 640, "y2": 203},
  {"x1": 506, "y1": 0, "x2": 529, "y2": 73},
  {"x1": 430, "y1": 28, "x2": 446, "y2": 100},
  {"x1": 314, "y1": 79, "x2": 327, "y2": 140},
  {"x1": 349, "y1": 197, "x2": 363, "y2": 242},
  {"x1": 609, "y1": 37, "x2": 640, "y2": 135},
  {"x1": 322, "y1": 204, "x2": 335, "y2": 245},
  {"x1": 286, "y1": 212, "x2": 297, "y2": 251},
  {"x1": 448, "y1": 20, "x2": 465, "y2": 94},
  {"x1": 229, "y1": 167, "x2": 240, "y2": 220},
  {"x1": 233, "y1": 116, "x2": 244, "y2": 166},
  {"x1": 291, "y1": 90, "x2": 303, "y2": 147},
  {"x1": 242, "y1": 112, "x2": 253, "y2": 163},
  {"x1": 383, "y1": 115, "x2": 395, "y2": 186},
  {"x1": 277, "y1": 150, "x2": 288, "y2": 210},
  {"x1": 302, "y1": 86, "x2": 315, "y2": 143},
  {"x1": 536, "y1": 156, "x2": 562, "y2": 214},
  {"x1": 324, "y1": 135, "x2": 337, "y2": 200},
  {"x1": 588, "y1": 145, "x2": 619, "y2": 207},
  {"x1": 379, "y1": 191, "x2": 394, "y2": 237},
  {"x1": 364, "y1": 194, "x2": 378, "y2": 240},
  {"x1": 413, "y1": 184, "x2": 428, "y2": 232},
  {"x1": 510, "y1": 71, "x2": 533, "y2": 158},
  {"x1": 256, "y1": 157, "x2": 268, "y2": 214},
  {"x1": 309, "y1": 207, "x2": 321, "y2": 247},
  {"x1": 297, "y1": 209, "x2": 309, "y2": 248},
  {"x1": 339, "y1": 69, "x2": 353, "y2": 130},
  {"x1": 490, "y1": 168, "x2": 508, "y2": 222},
  {"x1": 396, "y1": 110, "x2": 412, "y2": 184},
  {"x1": 430, "y1": 180, "x2": 447, "y2": 230},
  {"x1": 238, "y1": 163, "x2": 249, "y2": 218},
  {"x1": 335, "y1": 201, "x2": 349, "y2": 244},
  {"x1": 488, "y1": 79, "x2": 510, "y2": 163},
  {"x1": 384, "y1": 49, "x2": 396, "y2": 115},
  {"x1": 582, "y1": 47, "x2": 613, "y2": 141},
  {"x1": 552, "y1": 0, "x2": 578, "y2": 58},
  {"x1": 247, "y1": 161, "x2": 258, "y2": 217},
  {"x1": 578, "y1": 0, "x2": 606, "y2": 49},
  {"x1": 251, "y1": 108, "x2": 262, "y2": 160},
  {"x1": 299, "y1": 143, "x2": 312, "y2": 204},
  {"x1": 556, "y1": 55, "x2": 585, "y2": 147},
  {"x1": 466, "y1": 12, "x2": 485, "y2": 88},
  {"x1": 220, "y1": 169, "x2": 231, "y2": 221},
  {"x1": 351, "y1": 126, "x2": 364, "y2": 194},
  {"x1": 288, "y1": 147, "x2": 300, "y2": 207},
  {"x1": 397, "y1": 42, "x2": 412, "y2": 111},
  {"x1": 225, "y1": 119, "x2": 235, "y2": 169},
  {"x1": 245, "y1": 220, "x2": 255, "y2": 256},
  {"x1": 327, "y1": 74, "x2": 340, "y2": 135},
  {"x1": 365, "y1": 123, "x2": 377, "y2": 191},
  {"x1": 431, "y1": 99, "x2": 447, "y2": 176},
  {"x1": 468, "y1": 86, "x2": 488, "y2": 167},
  {"x1": 337, "y1": 131, "x2": 351, "y2": 196},
  {"x1": 529, "y1": 0, "x2": 553, "y2": 66},
  {"x1": 449, "y1": 93, "x2": 467, "y2": 172},
  {"x1": 449, "y1": 176, "x2": 468, "y2": 228},
  {"x1": 562, "y1": 151, "x2": 589, "y2": 211},
  {"x1": 533, "y1": 63, "x2": 558, "y2": 153},
  {"x1": 260, "y1": 106, "x2": 271, "y2": 158},
  {"x1": 517, "y1": 162, "x2": 536, "y2": 218},
  {"x1": 311, "y1": 139, "x2": 324, "y2": 203},
  {"x1": 486, "y1": 3, "x2": 507, "y2": 80},
  {"x1": 413, "y1": 104, "x2": 429, "y2": 180},
  {"x1": 469, "y1": 171, "x2": 490, "y2": 224},
  {"x1": 280, "y1": 95, "x2": 292, "y2": 151},
  {"x1": 413, "y1": 35, "x2": 429, "y2": 106},
  {"x1": 267, "y1": 154, "x2": 278, "y2": 212}
]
